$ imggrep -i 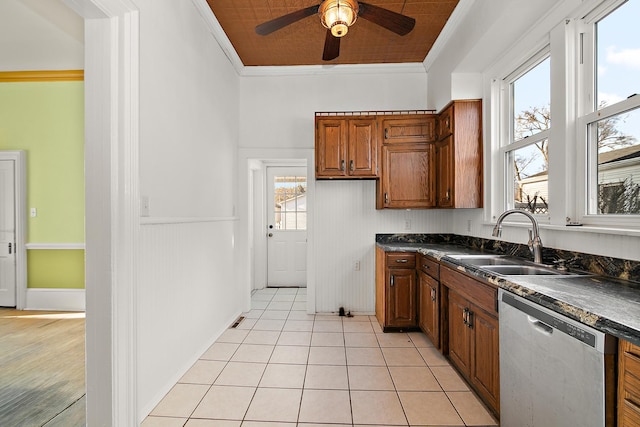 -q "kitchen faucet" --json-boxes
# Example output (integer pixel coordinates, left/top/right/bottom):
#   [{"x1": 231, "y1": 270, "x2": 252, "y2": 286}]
[{"x1": 492, "y1": 209, "x2": 543, "y2": 264}]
